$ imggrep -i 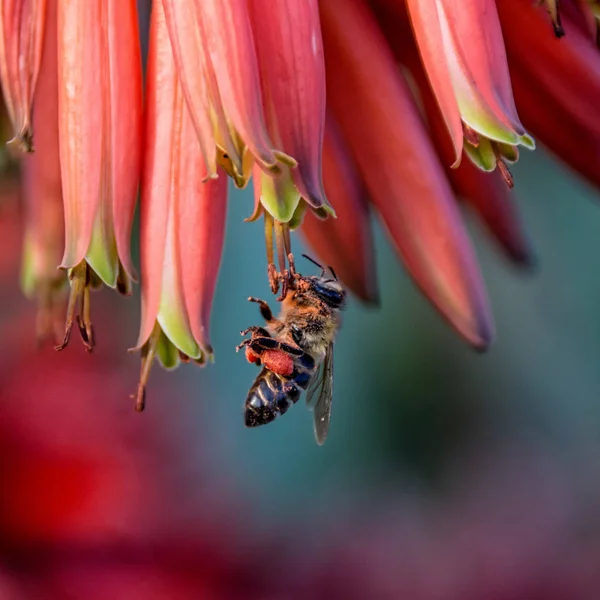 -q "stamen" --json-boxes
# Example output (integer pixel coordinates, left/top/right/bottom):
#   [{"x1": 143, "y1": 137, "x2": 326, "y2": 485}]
[
  {"x1": 274, "y1": 220, "x2": 287, "y2": 275},
  {"x1": 264, "y1": 212, "x2": 278, "y2": 294},
  {"x1": 275, "y1": 221, "x2": 293, "y2": 301},
  {"x1": 7, "y1": 127, "x2": 34, "y2": 153},
  {"x1": 543, "y1": 0, "x2": 565, "y2": 37},
  {"x1": 76, "y1": 279, "x2": 94, "y2": 352},
  {"x1": 288, "y1": 253, "x2": 297, "y2": 279},
  {"x1": 497, "y1": 159, "x2": 514, "y2": 188},
  {"x1": 116, "y1": 263, "x2": 132, "y2": 295},
  {"x1": 55, "y1": 260, "x2": 94, "y2": 352},
  {"x1": 493, "y1": 142, "x2": 515, "y2": 189},
  {"x1": 132, "y1": 321, "x2": 162, "y2": 412},
  {"x1": 264, "y1": 214, "x2": 296, "y2": 300},
  {"x1": 463, "y1": 124, "x2": 480, "y2": 147}
]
